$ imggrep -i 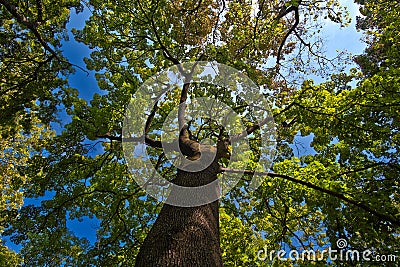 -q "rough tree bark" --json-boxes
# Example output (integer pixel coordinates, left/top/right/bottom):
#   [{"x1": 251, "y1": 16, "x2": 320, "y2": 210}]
[
  {"x1": 134, "y1": 128, "x2": 227, "y2": 266},
  {"x1": 134, "y1": 166, "x2": 222, "y2": 266}
]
